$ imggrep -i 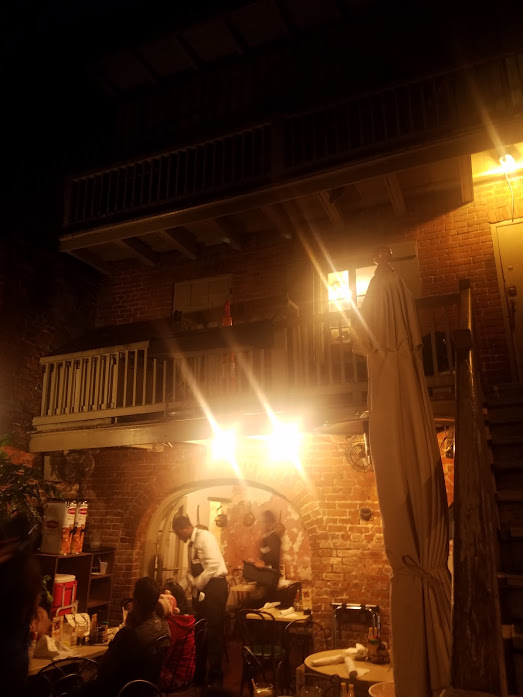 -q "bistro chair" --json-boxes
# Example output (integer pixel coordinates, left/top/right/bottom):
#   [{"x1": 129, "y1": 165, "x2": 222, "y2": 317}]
[
  {"x1": 273, "y1": 582, "x2": 301, "y2": 608},
  {"x1": 192, "y1": 617, "x2": 209, "y2": 686},
  {"x1": 280, "y1": 619, "x2": 329, "y2": 693},
  {"x1": 240, "y1": 646, "x2": 267, "y2": 697},
  {"x1": 116, "y1": 679, "x2": 165, "y2": 697},
  {"x1": 300, "y1": 672, "x2": 342, "y2": 697},
  {"x1": 237, "y1": 609, "x2": 286, "y2": 688},
  {"x1": 34, "y1": 657, "x2": 99, "y2": 697},
  {"x1": 159, "y1": 626, "x2": 196, "y2": 694}
]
